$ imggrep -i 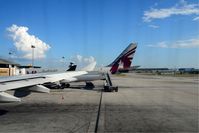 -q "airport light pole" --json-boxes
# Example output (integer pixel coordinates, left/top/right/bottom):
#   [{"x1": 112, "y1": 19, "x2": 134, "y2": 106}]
[{"x1": 31, "y1": 45, "x2": 35, "y2": 67}]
